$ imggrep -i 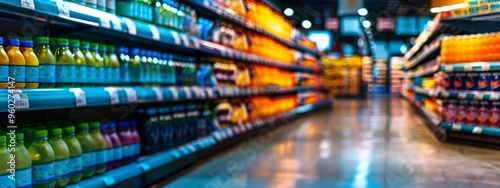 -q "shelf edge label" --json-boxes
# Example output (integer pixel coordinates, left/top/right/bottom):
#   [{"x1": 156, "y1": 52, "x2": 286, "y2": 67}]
[{"x1": 69, "y1": 88, "x2": 87, "y2": 107}]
